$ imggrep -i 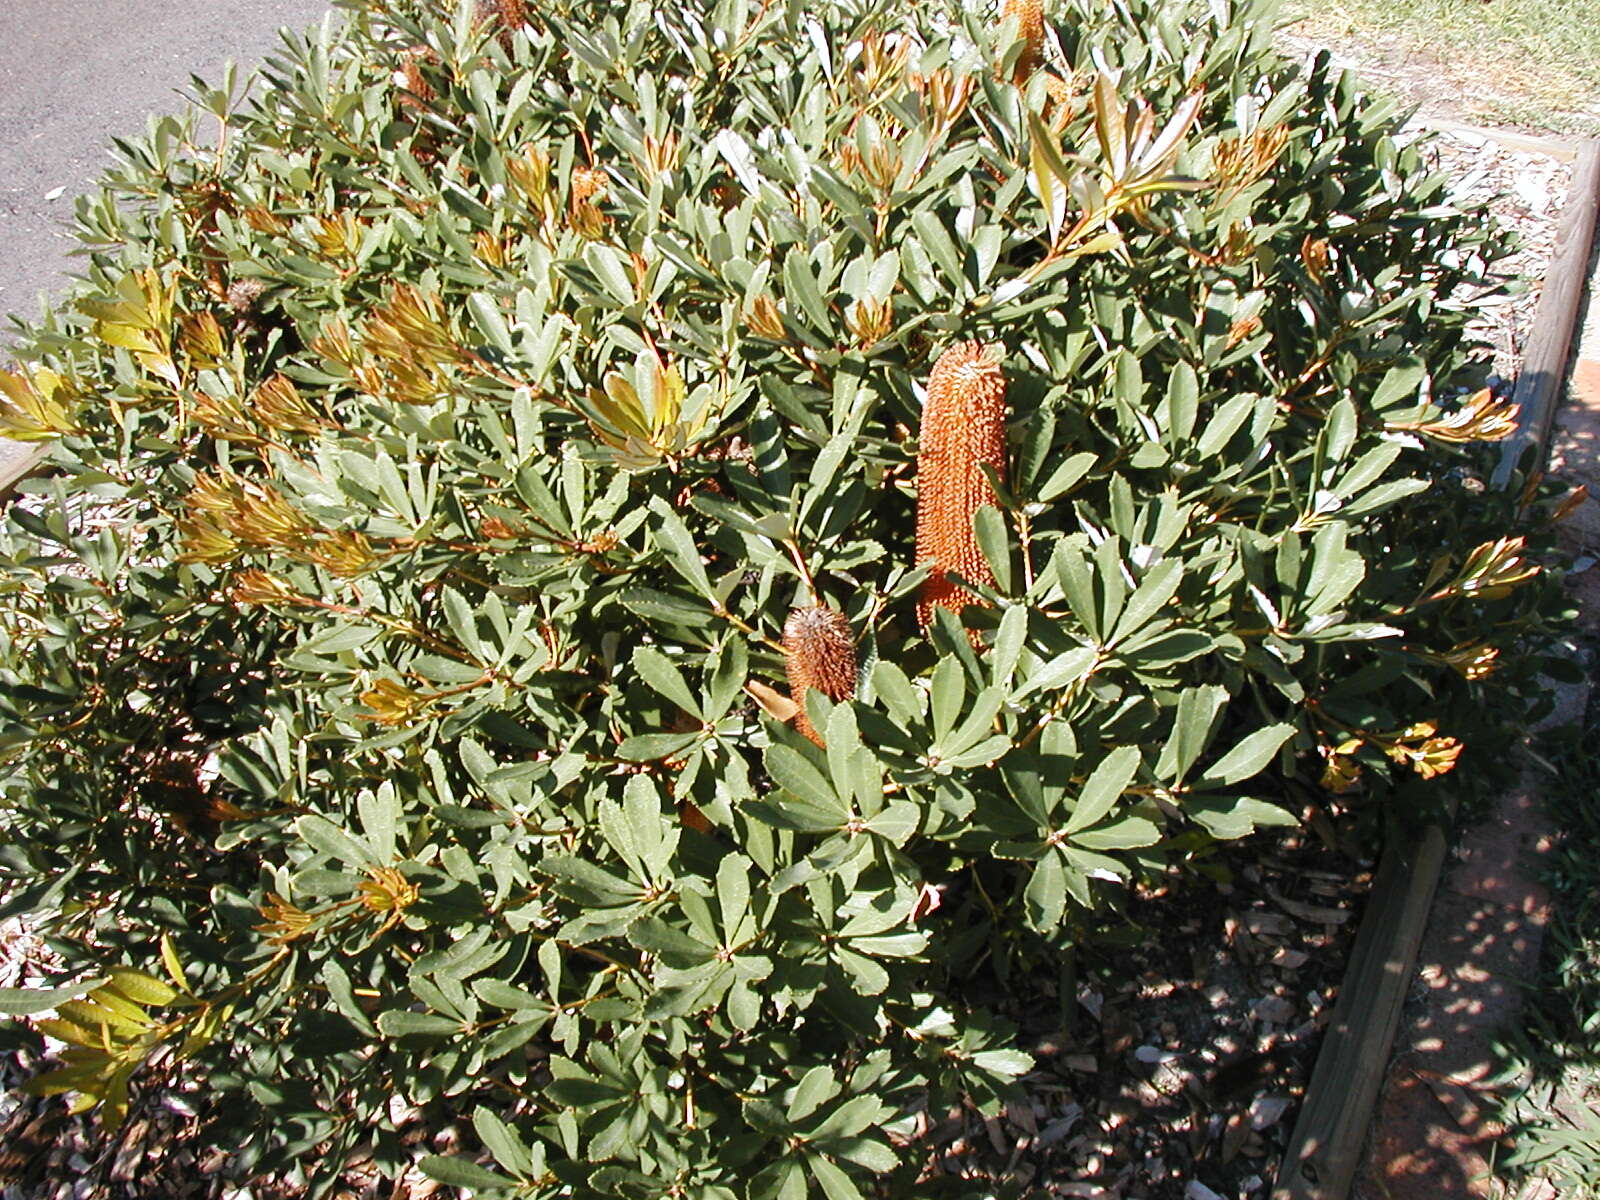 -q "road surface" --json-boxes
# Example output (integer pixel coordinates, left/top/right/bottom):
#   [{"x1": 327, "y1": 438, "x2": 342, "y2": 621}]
[{"x1": 0, "y1": 0, "x2": 332, "y2": 484}]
